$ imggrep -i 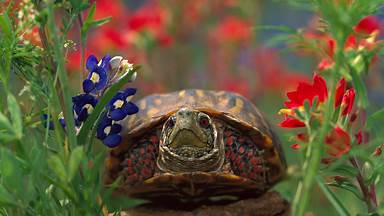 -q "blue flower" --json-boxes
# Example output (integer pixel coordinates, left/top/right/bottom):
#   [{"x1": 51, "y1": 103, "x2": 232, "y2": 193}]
[
  {"x1": 107, "y1": 88, "x2": 139, "y2": 121},
  {"x1": 42, "y1": 114, "x2": 54, "y2": 130},
  {"x1": 96, "y1": 114, "x2": 122, "y2": 148},
  {"x1": 72, "y1": 94, "x2": 98, "y2": 126},
  {"x1": 82, "y1": 54, "x2": 111, "y2": 93},
  {"x1": 42, "y1": 114, "x2": 66, "y2": 129}
]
